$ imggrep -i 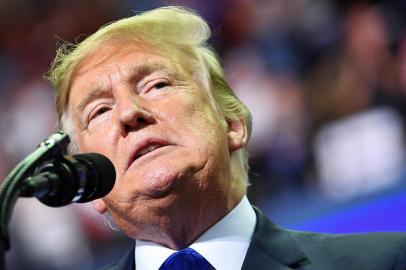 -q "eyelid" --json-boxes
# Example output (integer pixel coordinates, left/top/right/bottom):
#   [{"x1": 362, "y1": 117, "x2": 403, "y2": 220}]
[
  {"x1": 89, "y1": 105, "x2": 111, "y2": 120},
  {"x1": 137, "y1": 70, "x2": 172, "y2": 89},
  {"x1": 142, "y1": 78, "x2": 170, "y2": 92},
  {"x1": 82, "y1": 99, "x2": 113, "y2": 127}
]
